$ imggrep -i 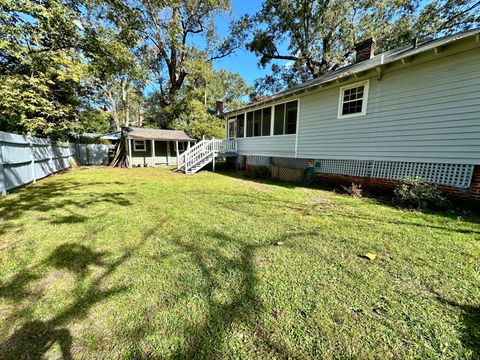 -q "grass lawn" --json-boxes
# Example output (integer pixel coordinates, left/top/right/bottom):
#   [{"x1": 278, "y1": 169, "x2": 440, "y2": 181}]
[{"x1": 0, "y1": 167, "x2": 479, "y2": 359}]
